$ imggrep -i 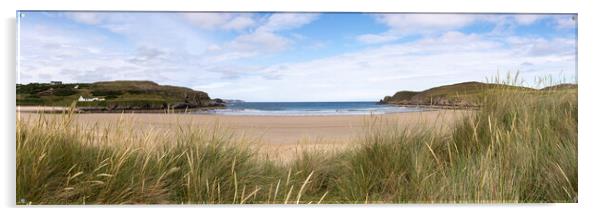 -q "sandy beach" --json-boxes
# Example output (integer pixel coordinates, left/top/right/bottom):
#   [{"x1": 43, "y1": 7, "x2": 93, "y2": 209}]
[{"x1": 17, "y1": 108, "x2": 470, "y2": 160}]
